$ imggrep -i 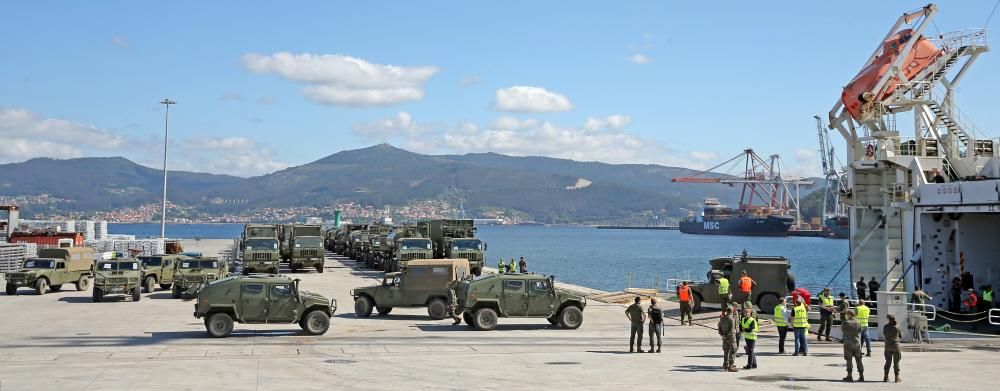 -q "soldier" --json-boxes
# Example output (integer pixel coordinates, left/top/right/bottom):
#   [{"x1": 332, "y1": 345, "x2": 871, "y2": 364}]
[
  {"x1": 448, "y1": 281, "x2": 461, "y2": 325},
  {"x1": 625, "y1": 296, "x2": 646, "y2": 353},
  {"x1": 647, "y1": 298, "x2": 663, "y2": 353},
  {"x1": 868, "y1": 277, "x2": 880, "y2": 302},
  {"x1": 717, "y1": 307, "x2": 738, "y2": 372},
  {"x1": 840, "y1": 309, "x2": 865, "y2": 382},
  {"x1": 882, "y1": 314, "x2": 902, "y2": 383},
  {"x1": 740, "y1": 307, "x2": 758, "y2": 369},
  {"x1": 836, "y1": 292, "x2": 851, "y2": 322},
  {"x1": 817, "y1": 288, "x2": 835, "y2": 341},
  {"x1": 856, "y1": 276, "x2": 867, "y2": 301},
  {"x1": 497, "y1": 258, "x2": 506, "y2": 274},
  {"x1": 677, "y1": 281, "x2": 694, "y2": 326},
  {"x1": 508, "y1": 259, "x2": 517, "y2": 273},
  {"x1": 518, "y1": 257, "x2": 527, "y2": 273},
  {"x1": 715, "y1": 271, "x2": 731, "y2": 309}
]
